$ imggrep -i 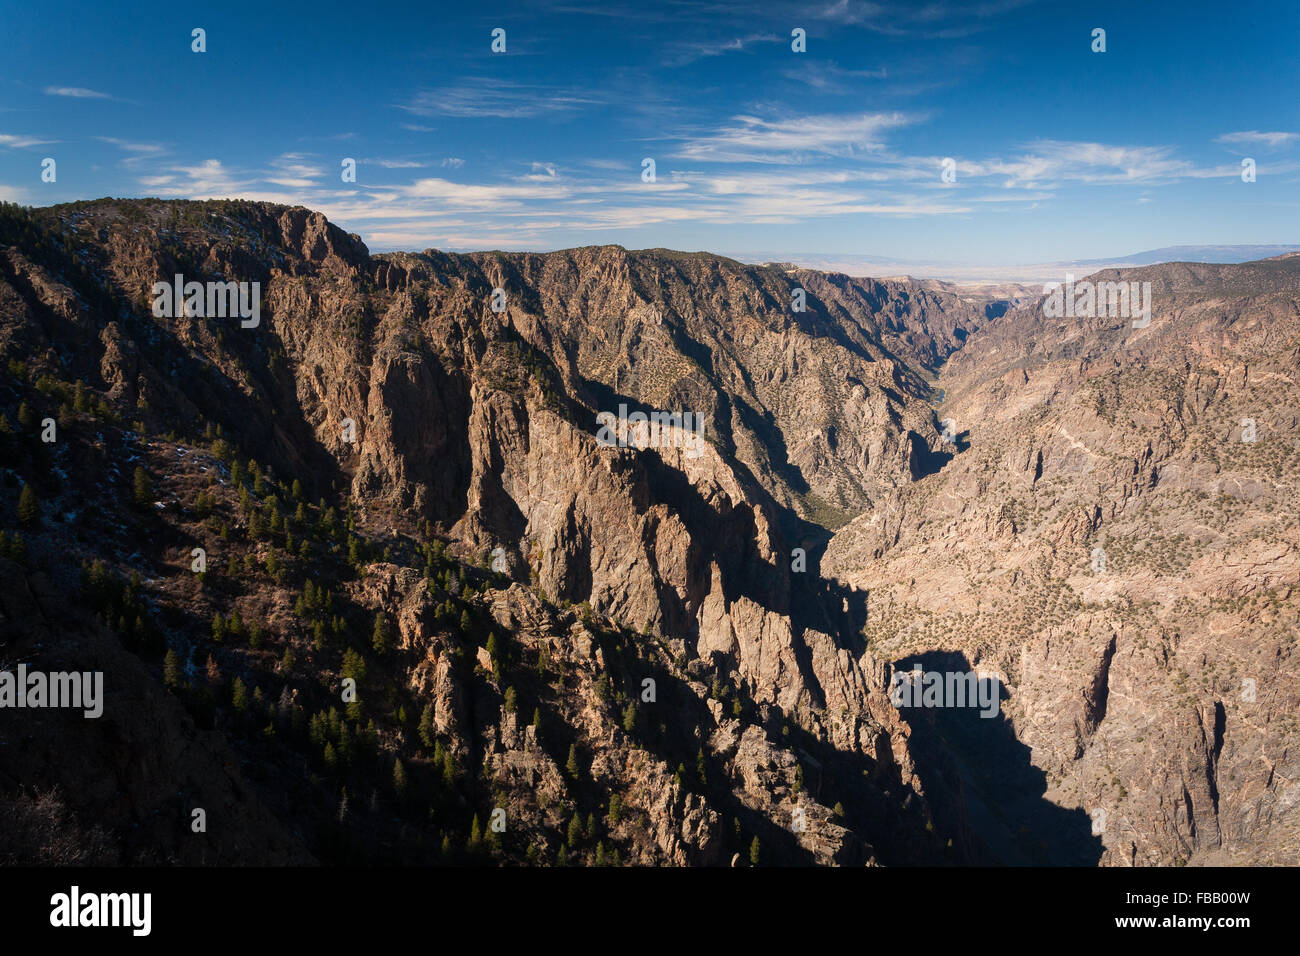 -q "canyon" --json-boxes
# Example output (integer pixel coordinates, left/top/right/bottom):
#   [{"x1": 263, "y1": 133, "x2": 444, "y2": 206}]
[{"x1": 0, "y1": 198, "x2": 1295, "y2": 867}]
